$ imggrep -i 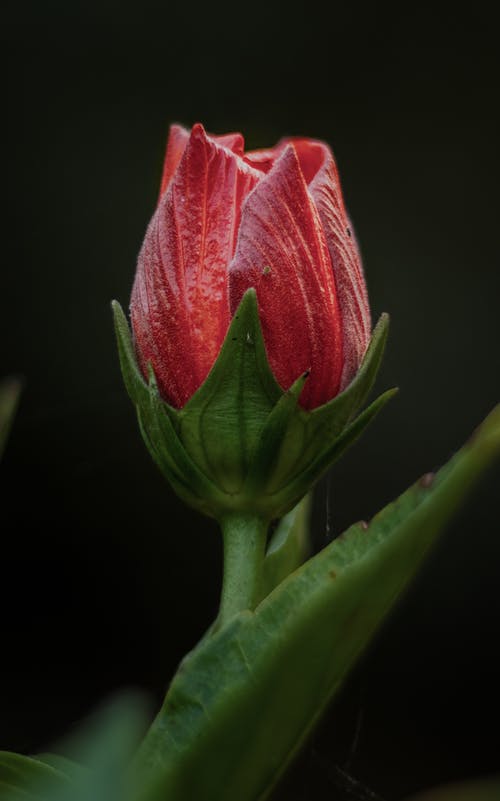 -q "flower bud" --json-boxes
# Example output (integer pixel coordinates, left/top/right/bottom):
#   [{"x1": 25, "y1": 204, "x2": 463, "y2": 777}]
[
  {"x1": 131, "y1": 123, "x2": 371, "y2": 411},
  {"x1": 113, "y1": 124, "x2": 393, "y2": 520}
]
